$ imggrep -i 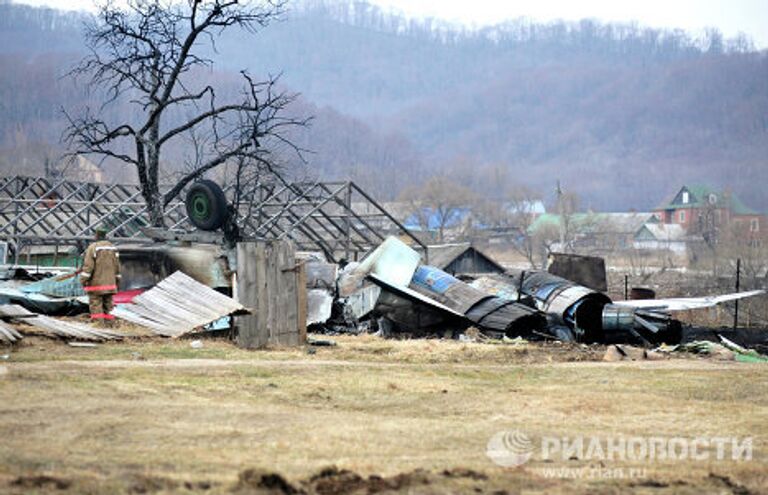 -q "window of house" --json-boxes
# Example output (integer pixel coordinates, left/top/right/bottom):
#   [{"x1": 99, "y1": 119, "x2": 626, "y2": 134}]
[
  {"x1": 708, "y1": 193, "x2": 717, "y2": 204},
  {"x1": 682, "y1": 191, "x2": 689, "y2": 204},
  {"x1": 750, "y1": 218, "x2": 759, "y2": 232},
  {"x1": 679, "y1": 211, "x2": 686, "y2": 222}
]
